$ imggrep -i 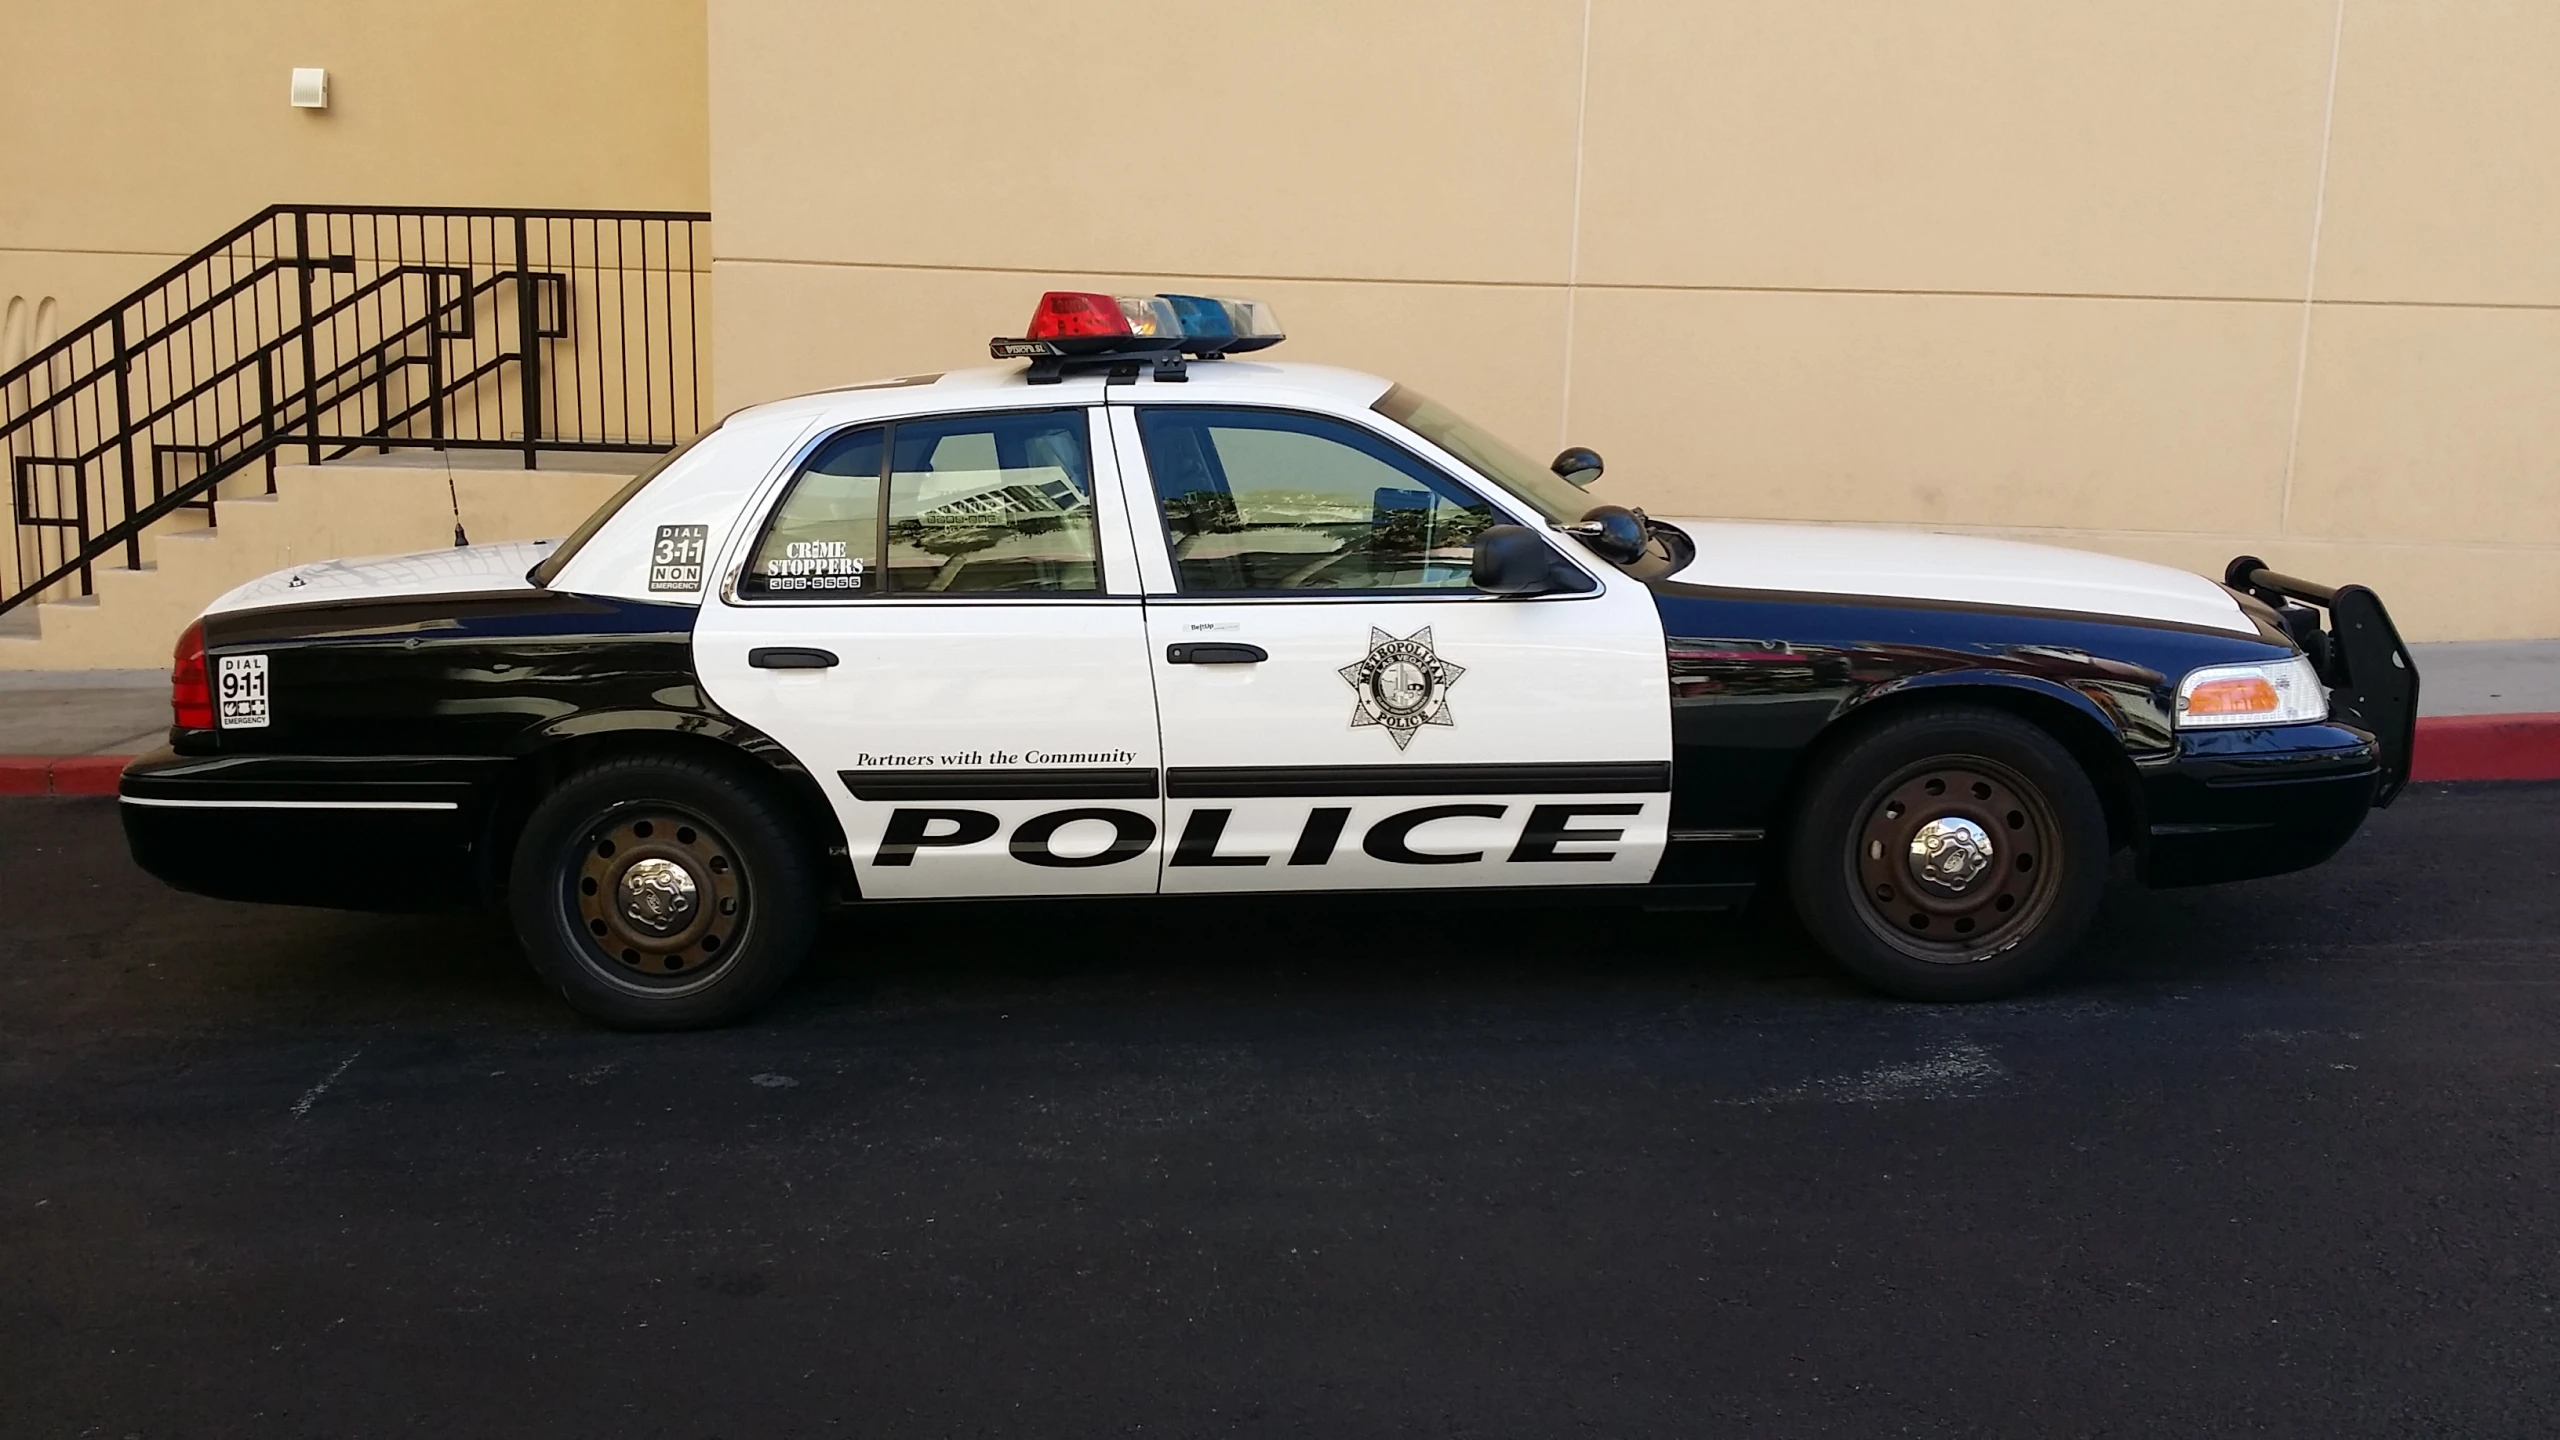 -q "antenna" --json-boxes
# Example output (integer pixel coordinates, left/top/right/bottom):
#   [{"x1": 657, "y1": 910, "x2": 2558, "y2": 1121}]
[{"x1": 443, "y1": 449, "x2": 468, "y2": 547}]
